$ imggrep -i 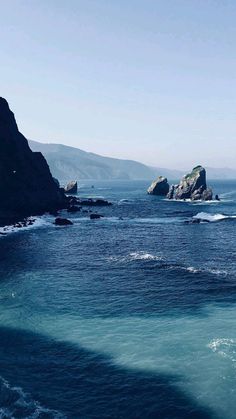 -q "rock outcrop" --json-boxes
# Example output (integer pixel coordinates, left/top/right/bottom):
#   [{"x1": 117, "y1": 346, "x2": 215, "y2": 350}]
[
  {"x1": 147, "y1": 176, "x2": 169, "y2": 196},
  {"x1": 54, "y1": 217, "x2": 73, "y2": 226},
  {"x1": 0, "y1": 98, "x2": 65, "y2": 224},
  {"x1": 171, "y1": 166, "x2": 213, "y2": 201},
  {"x1": 64, "y1": 181, "x2": 77, "y2": 194},
  {"x1": 90, "y1": 213, "x2": 104, "y2": 219}
]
